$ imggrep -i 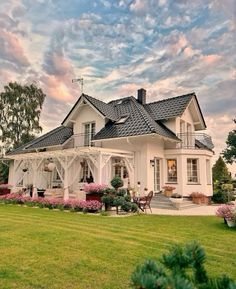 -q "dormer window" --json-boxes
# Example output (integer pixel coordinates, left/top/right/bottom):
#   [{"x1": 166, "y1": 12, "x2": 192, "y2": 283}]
[{"x1": 115, "y1": 115, "x2": 129, "y2": 124}]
